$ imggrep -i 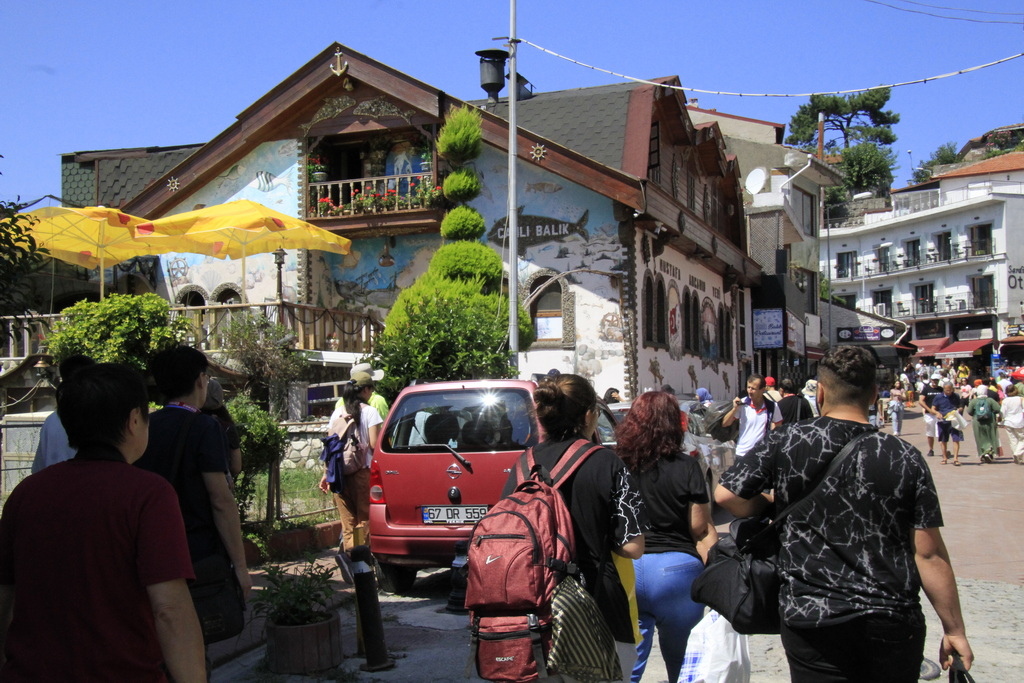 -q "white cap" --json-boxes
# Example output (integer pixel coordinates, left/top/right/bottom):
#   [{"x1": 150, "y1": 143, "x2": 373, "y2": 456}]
[{"x1": 931, "y1": 373, "x2": 942, "y2": 380}]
